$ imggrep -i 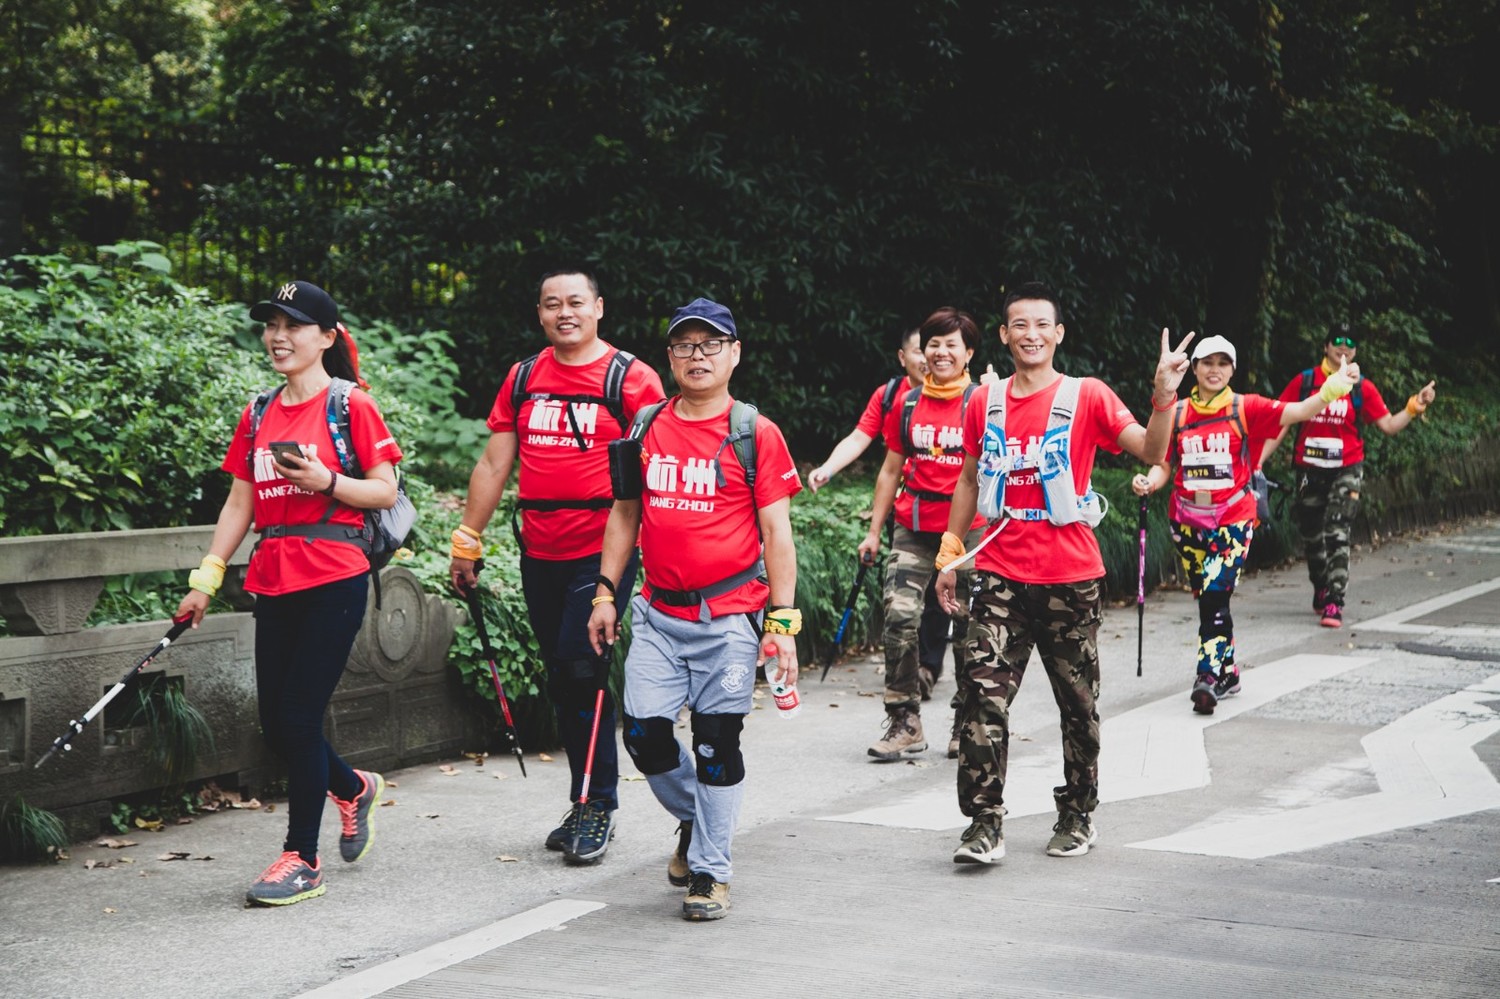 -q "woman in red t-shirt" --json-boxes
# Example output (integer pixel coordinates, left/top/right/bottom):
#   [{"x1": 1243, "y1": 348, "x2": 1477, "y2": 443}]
[
  {"x1": 857, "y1": 307, "x2": 987, "y2": 762},
  {"x1": 1133, "y1": 335, "x2": 1356, "y2": 715},
  {"x1": 175, "y1": 281, "x2": 404, "y2": 907}
]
